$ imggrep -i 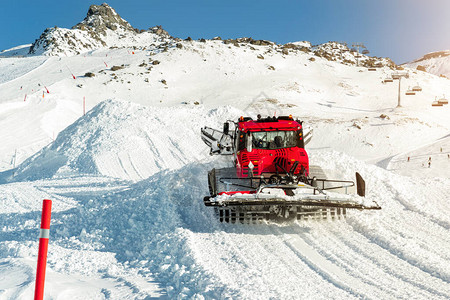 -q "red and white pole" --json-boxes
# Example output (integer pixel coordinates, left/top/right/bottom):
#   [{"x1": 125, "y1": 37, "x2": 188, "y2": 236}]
[{"x1": 34, "y1": 199, "x2": 52, "y2": 300}]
